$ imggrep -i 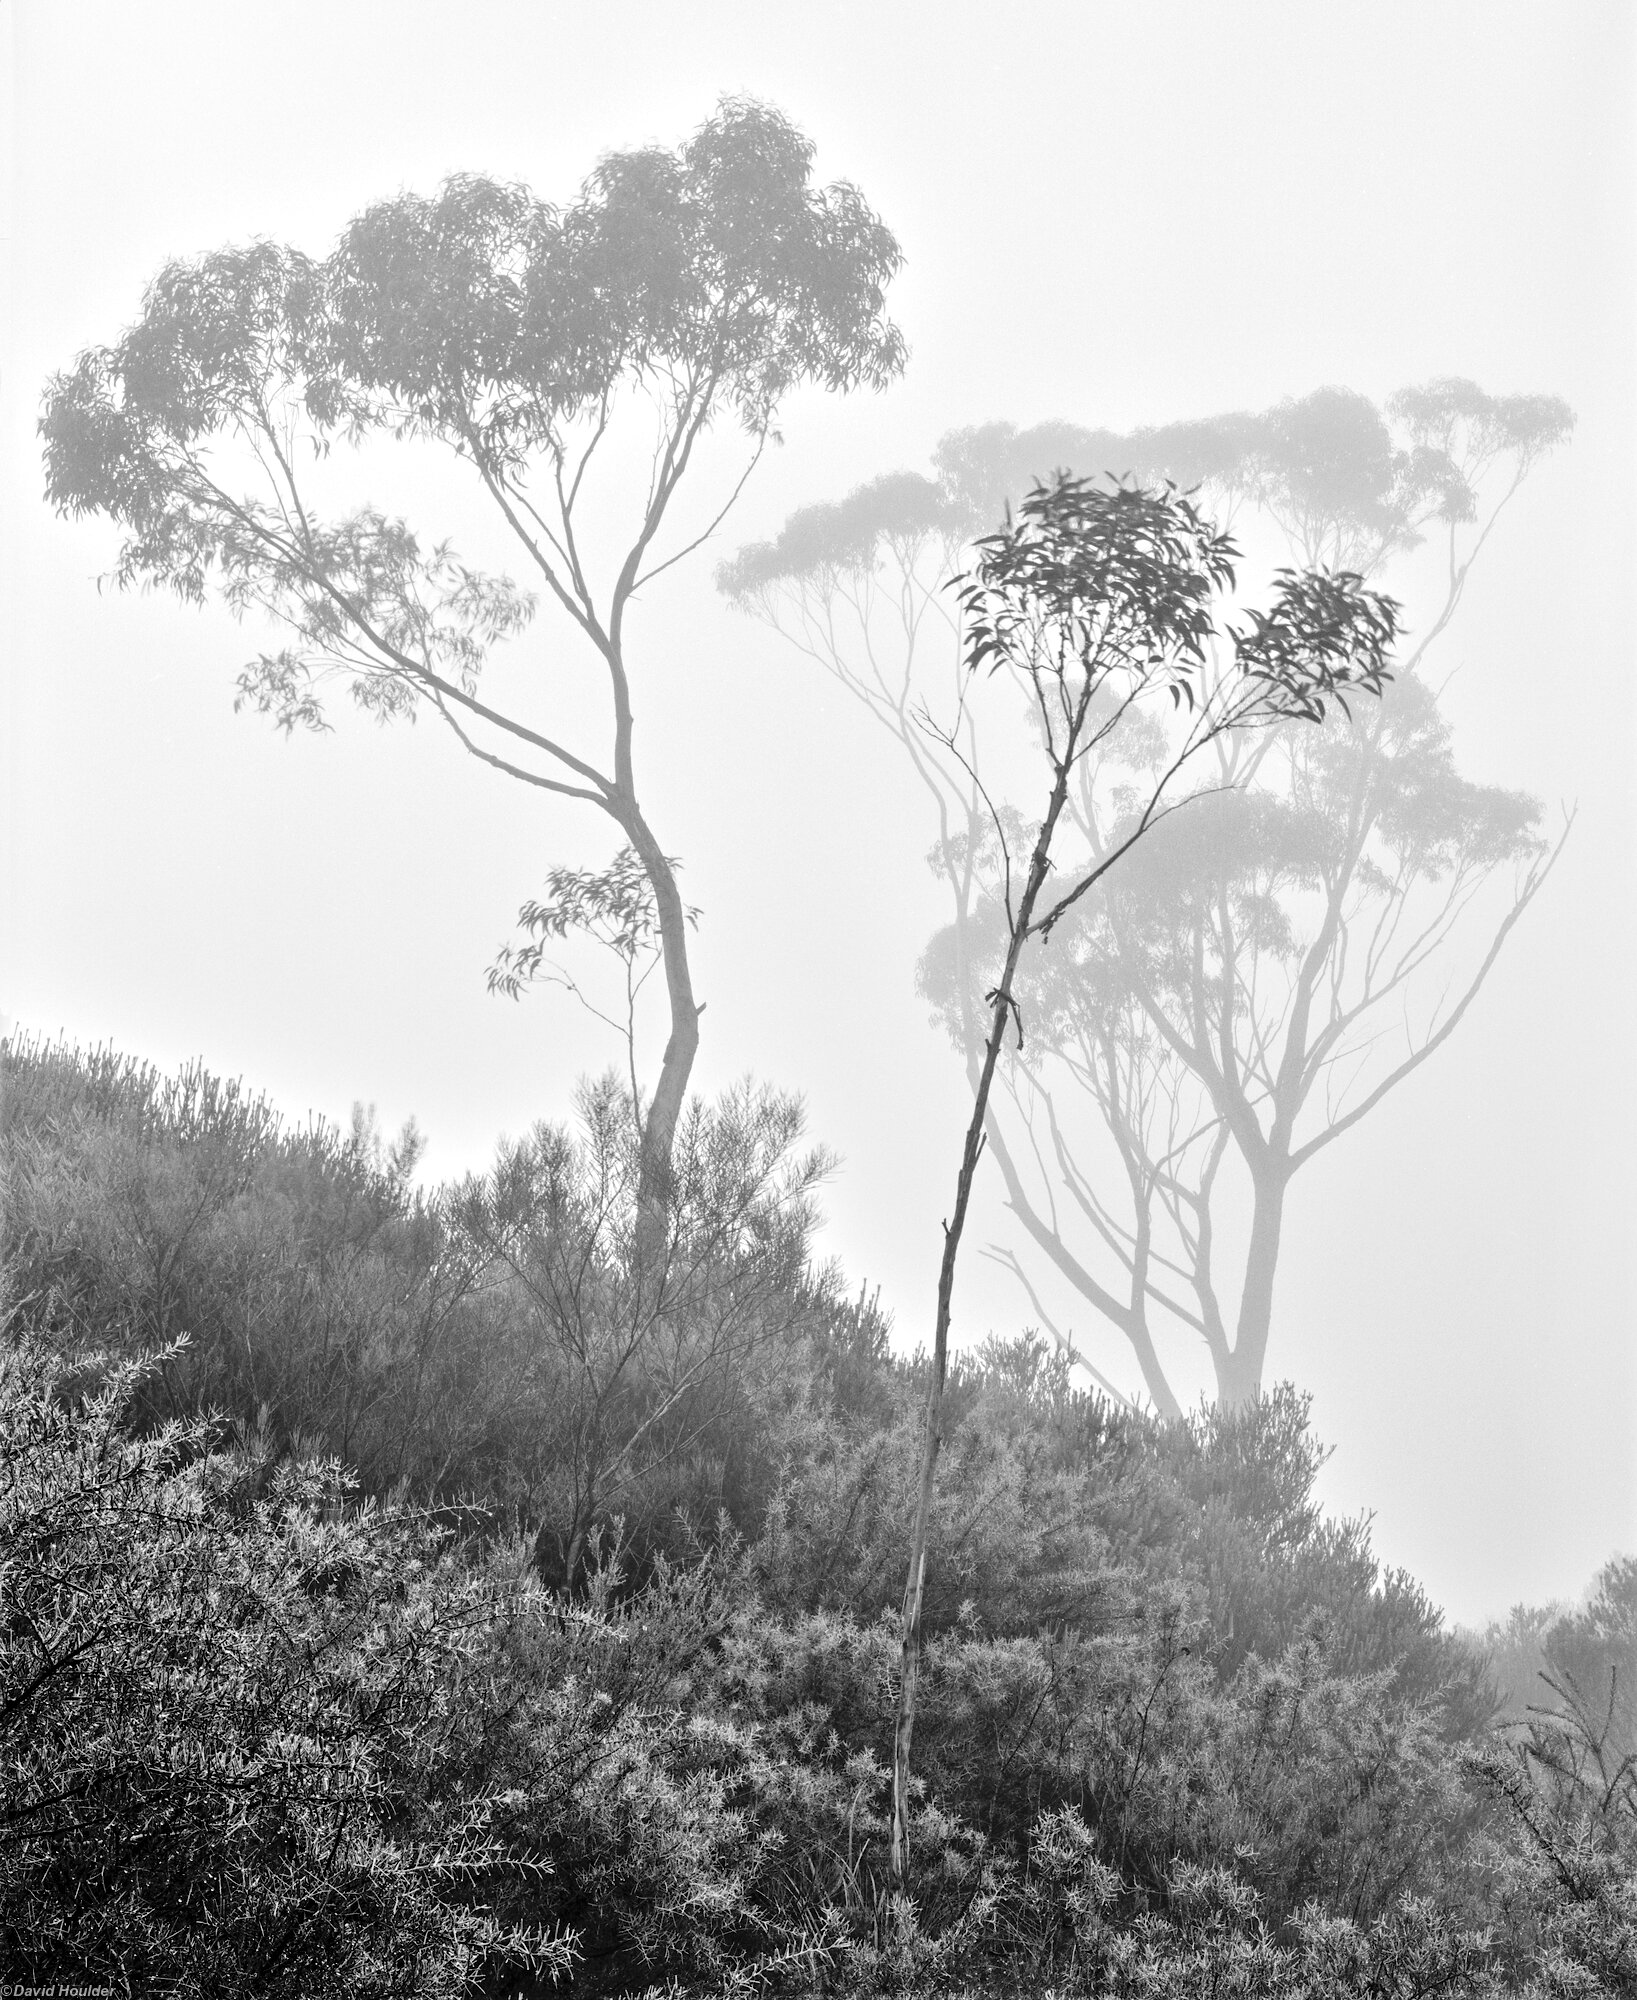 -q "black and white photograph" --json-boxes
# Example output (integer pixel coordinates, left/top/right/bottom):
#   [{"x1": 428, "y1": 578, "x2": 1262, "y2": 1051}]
[{"x1": 1, "y1": 4, "x2": 1632, "y2": 1991}]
